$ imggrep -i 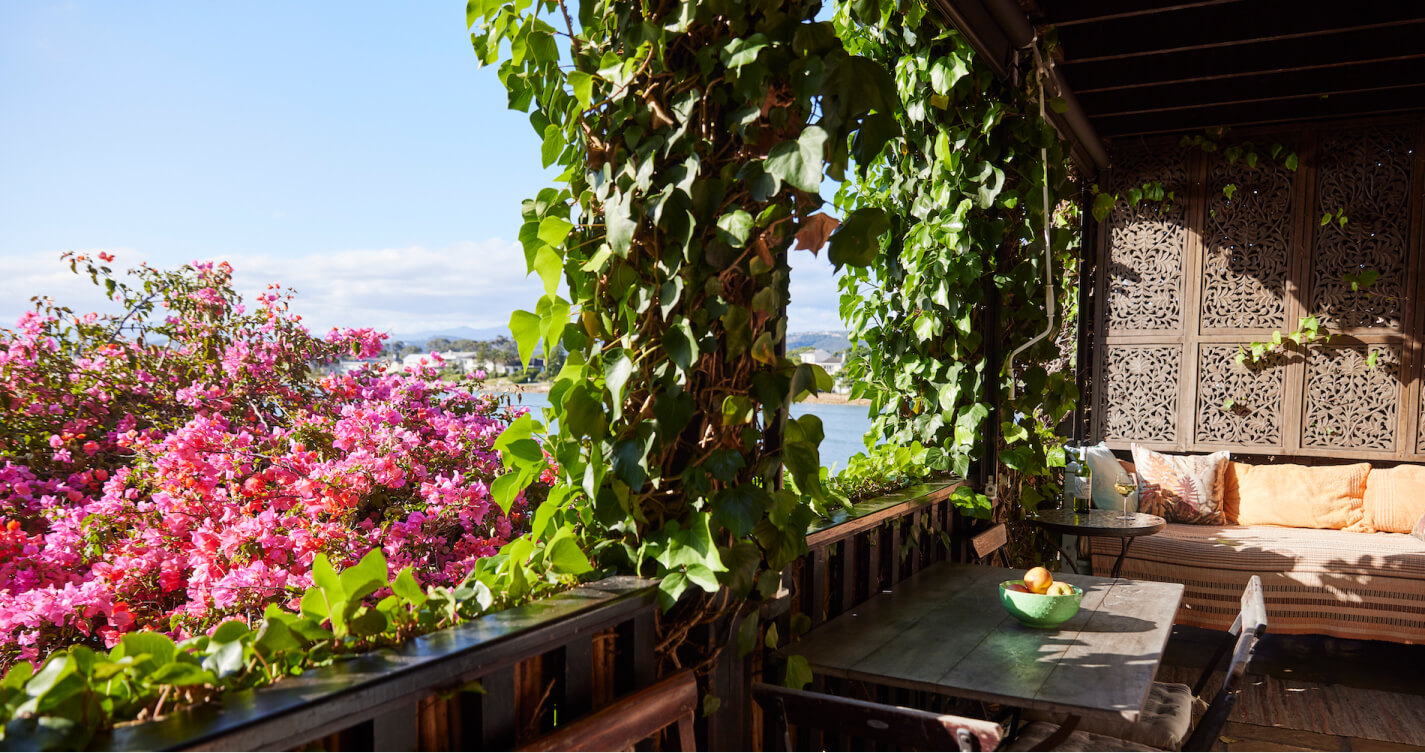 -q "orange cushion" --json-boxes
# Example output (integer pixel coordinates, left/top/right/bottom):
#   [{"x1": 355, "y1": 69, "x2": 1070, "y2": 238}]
[
  {"x1": 1235, "y1": 462, "x2": 1369, "y2": 530},
  {"x1": 1361, "y1": 464, "x2": 1425, "y2": 534},
  {"x1": 1221, "y1": 461, "x2": 1253, "y2": 524}
]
